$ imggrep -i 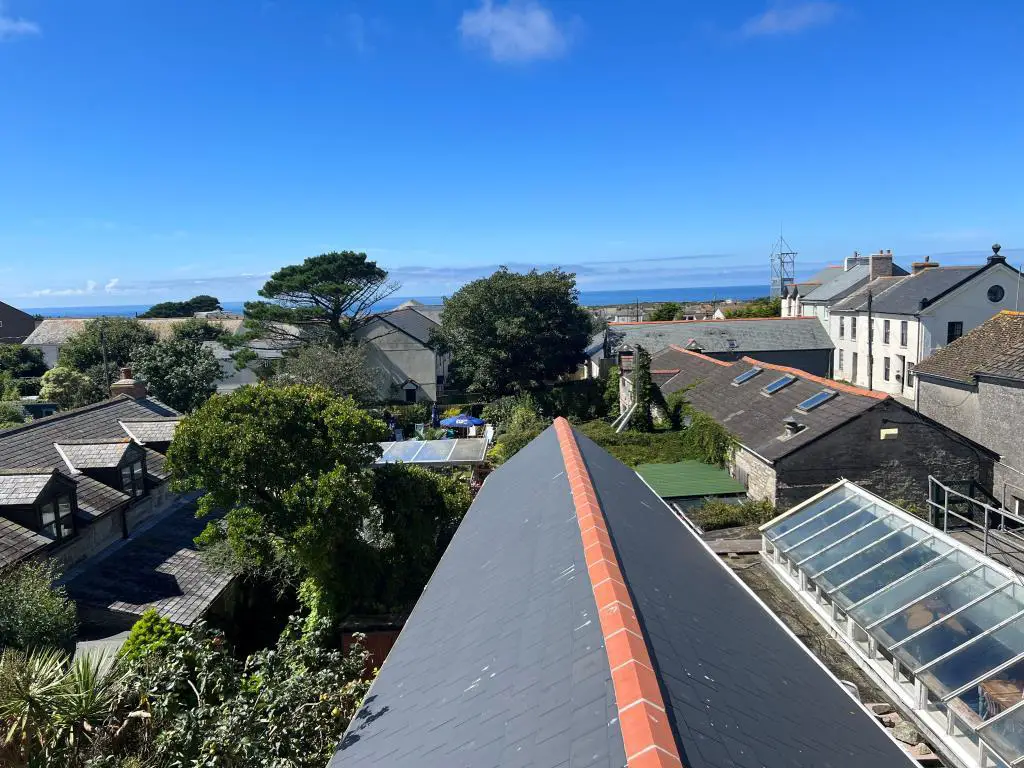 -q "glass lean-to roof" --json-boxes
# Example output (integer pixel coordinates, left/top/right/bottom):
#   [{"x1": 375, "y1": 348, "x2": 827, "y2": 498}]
[
  {"x1": 375, "y1": 438, "x2": 488, "y2": 466},
  {"x1": 763, "y1": 481, "x2": 1024, "y2": 767}
]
